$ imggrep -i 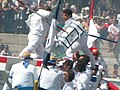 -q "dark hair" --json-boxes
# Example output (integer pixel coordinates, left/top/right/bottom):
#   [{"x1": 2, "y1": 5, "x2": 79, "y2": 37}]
[
  {"x1": 75, "y1": 60, "x2": 86, "y2": 72},
  {"x1": 79, "y1": 54, "x2": 90, "y2": 65},
  {"x1": 67, "y1": 70, "x2": 75, "y2": 82},
  {"x1": 63, "y1": 60, "x2": 74, "y2": 69},
  {"x1": 63, "y1": 9, "x2": 72, "y2": 17}
]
